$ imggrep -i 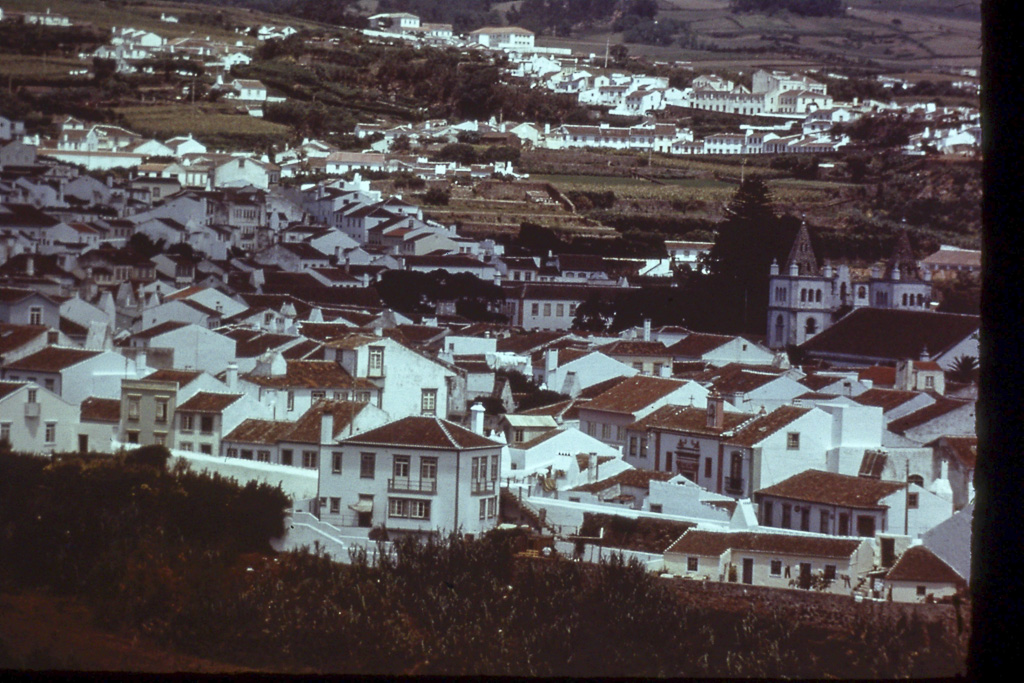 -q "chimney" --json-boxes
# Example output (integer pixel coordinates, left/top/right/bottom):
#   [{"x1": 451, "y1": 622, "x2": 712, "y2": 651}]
[
  {"x1": 320, "y1": 410, "x2": 335, "y2": 445},
  {"x1": 706, "y1": 390, "x2": 725, "y2": 430},
  {"x1": 545, "y1": 347, "x2": 558, "y2": 376},
  {"x1": 643, "y1": 318, "x2": 651, "y2": 342},
  {"x1": 135, "y1": 350, "x2": 147, "y2": 373},
  {"x1": 26, "y1": 255, "x2": 34, "y2": 278},
  {"x1": 588, "y1": 452, "x2": 597, "y2": 483},
  {"x1": 225, "y1": 361, "x2": 238, "y2": 390},
  {"x1": 470, "y1": 402, "x2": 486, "y2": 435}
]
